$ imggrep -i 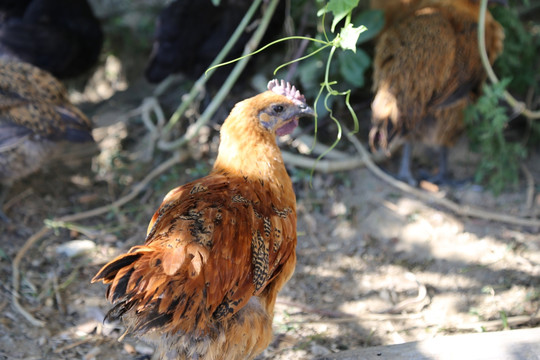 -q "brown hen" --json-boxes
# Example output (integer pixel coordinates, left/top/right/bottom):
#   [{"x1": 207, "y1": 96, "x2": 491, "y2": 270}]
[
  {"x1": 369, "y1": 0, "x2": 505, "y2": 185},
  {"x1": 92, "y1": 80, "x2": 314, "y2": 360},
  {"x1": 0, "y1": 58, "x2": 94, "y2": 220}
]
